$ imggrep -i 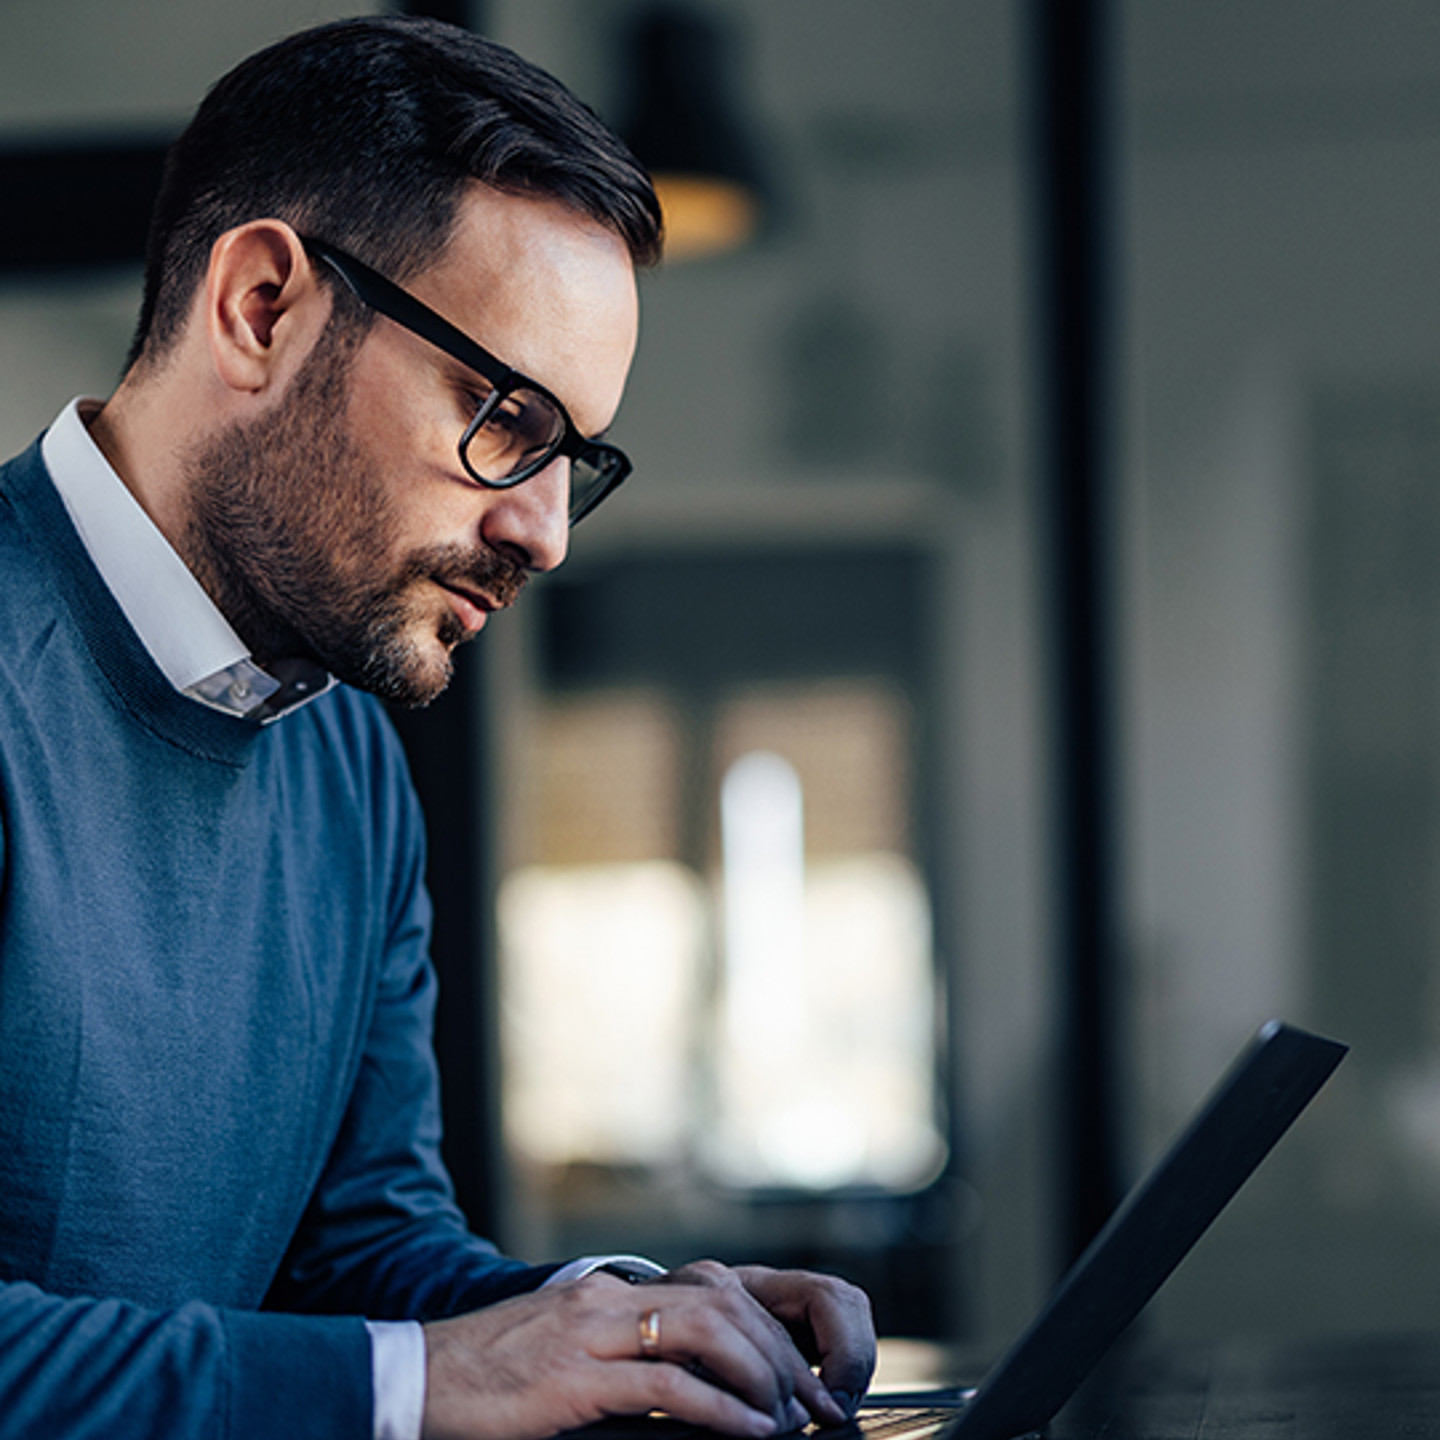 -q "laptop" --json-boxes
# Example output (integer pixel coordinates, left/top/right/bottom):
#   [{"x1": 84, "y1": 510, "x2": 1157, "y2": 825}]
[
  {"x1": 558, "y1": 1019, "x2": 1336, "y2": 1440},
  {"x1": 561, "y1": 1019, "x2": 1345, "y2": 1440},
  {"x1": 850, "y1": 1018, "x2": 1347, "y2": 1440}
]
